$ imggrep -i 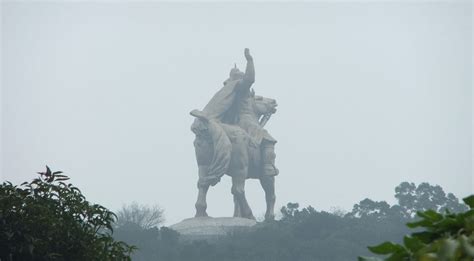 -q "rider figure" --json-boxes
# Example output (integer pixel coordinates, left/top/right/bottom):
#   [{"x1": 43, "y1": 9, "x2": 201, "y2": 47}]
[
  {"x1": 231, "y1": 49, "x2": 278, "y2": 177},
  {"x1": 192, "y1": 48, "x2": 278, "y2": 177}
]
